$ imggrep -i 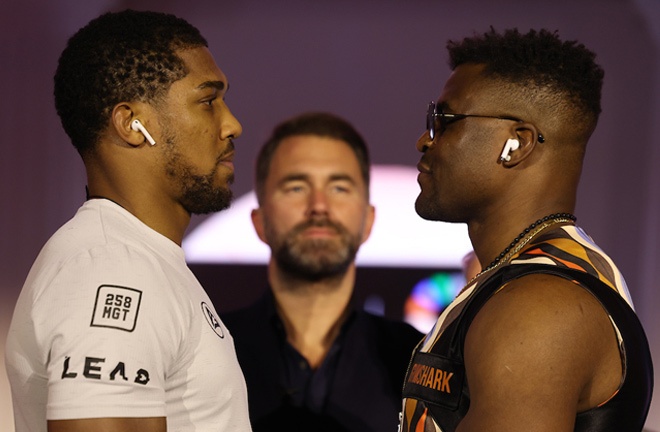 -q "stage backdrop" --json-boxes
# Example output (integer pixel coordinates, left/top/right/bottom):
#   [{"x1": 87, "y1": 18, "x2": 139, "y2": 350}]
[{"x1": 1, "y1": 0, "x2": 659, "y2": 430}]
